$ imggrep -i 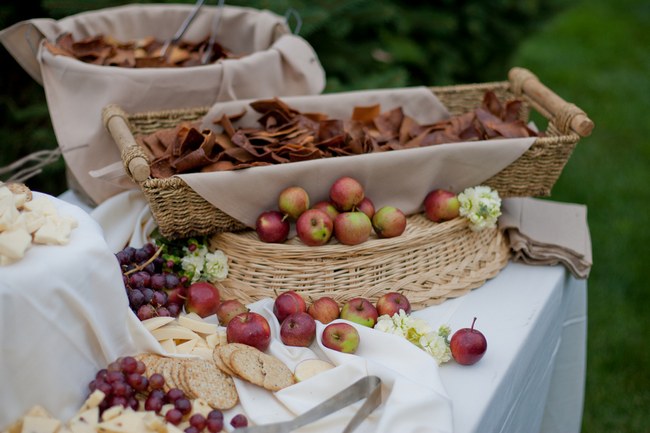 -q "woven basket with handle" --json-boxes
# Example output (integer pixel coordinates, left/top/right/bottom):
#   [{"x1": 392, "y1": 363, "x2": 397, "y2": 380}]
[{"x1": 103, "y1": 67, "x2": 593, "y2": 239}]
